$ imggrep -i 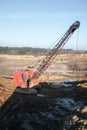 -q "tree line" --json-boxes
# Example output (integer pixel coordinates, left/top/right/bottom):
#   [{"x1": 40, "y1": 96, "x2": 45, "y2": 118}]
[
  {"x1": 0, "y1": 46, "x2": 86, "y2": 55},
  {"x1": 0, "y1": 46, "x2": 47, "y2": 55}
]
